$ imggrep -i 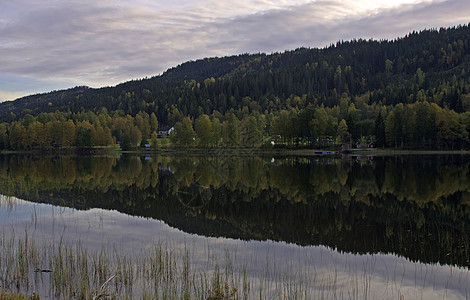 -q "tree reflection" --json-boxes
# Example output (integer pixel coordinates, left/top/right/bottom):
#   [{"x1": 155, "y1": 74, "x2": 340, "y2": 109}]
[{"x1": 0, "y1": 154, "x2": 469, "y2": 267}]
